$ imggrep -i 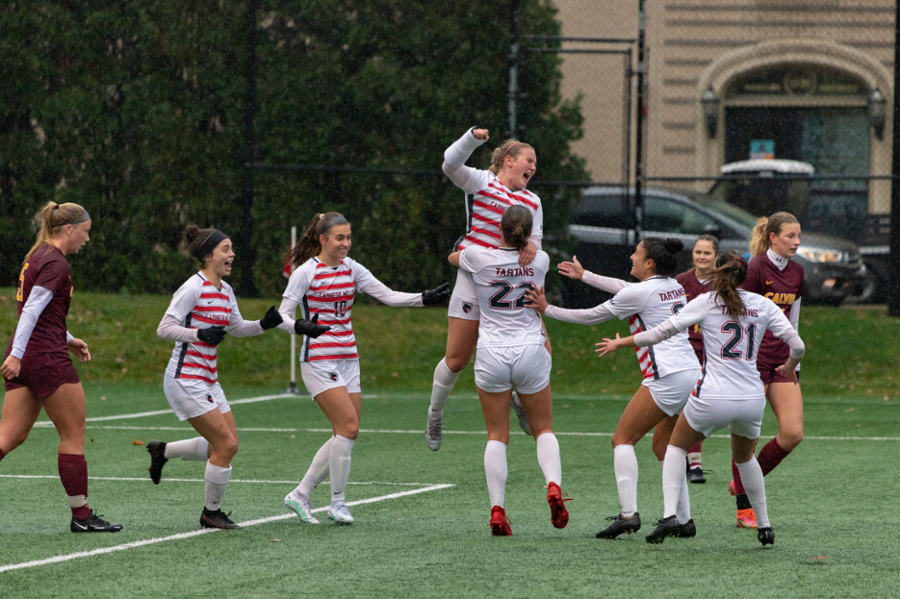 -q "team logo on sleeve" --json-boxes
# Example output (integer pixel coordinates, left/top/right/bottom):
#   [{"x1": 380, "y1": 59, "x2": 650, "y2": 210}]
[{"x1": 462, "y1": 301, "x2": 473, "y2": 314}]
